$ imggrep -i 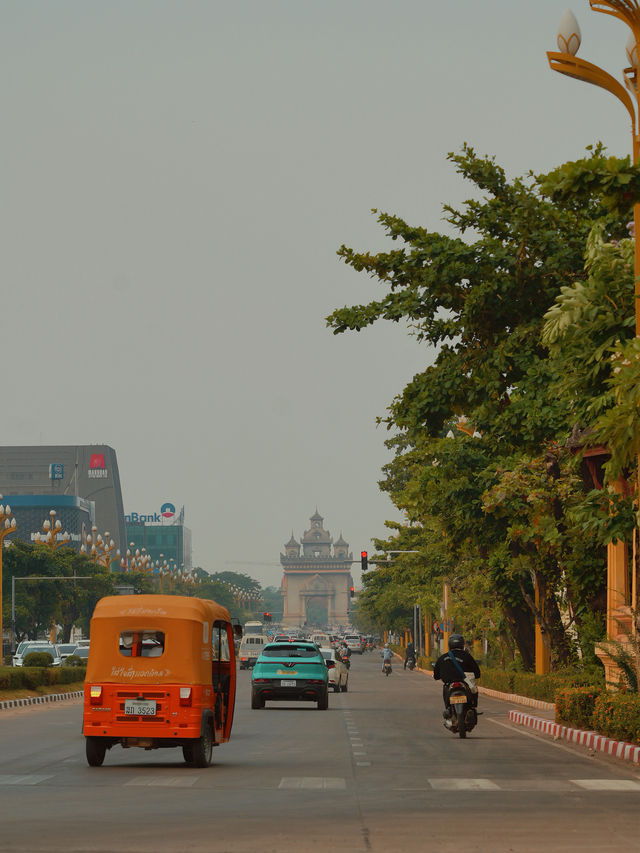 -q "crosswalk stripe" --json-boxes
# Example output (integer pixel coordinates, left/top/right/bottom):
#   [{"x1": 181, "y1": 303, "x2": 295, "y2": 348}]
[
  {"x1": 279, "y1": 777, "x2": 346, "y2": 790},
  {"x1": 0, "y1": 774, "x2": 55, "y2": 786},
  {"x1": 428, "y1": 778, "x2": 500, "y2": 790},
  {"x1": 571, "y1": 779, "x2": 640, "y2": 791},
  {"x1": 125, "y1": 775, "x2": 199, "y2": 787}
]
